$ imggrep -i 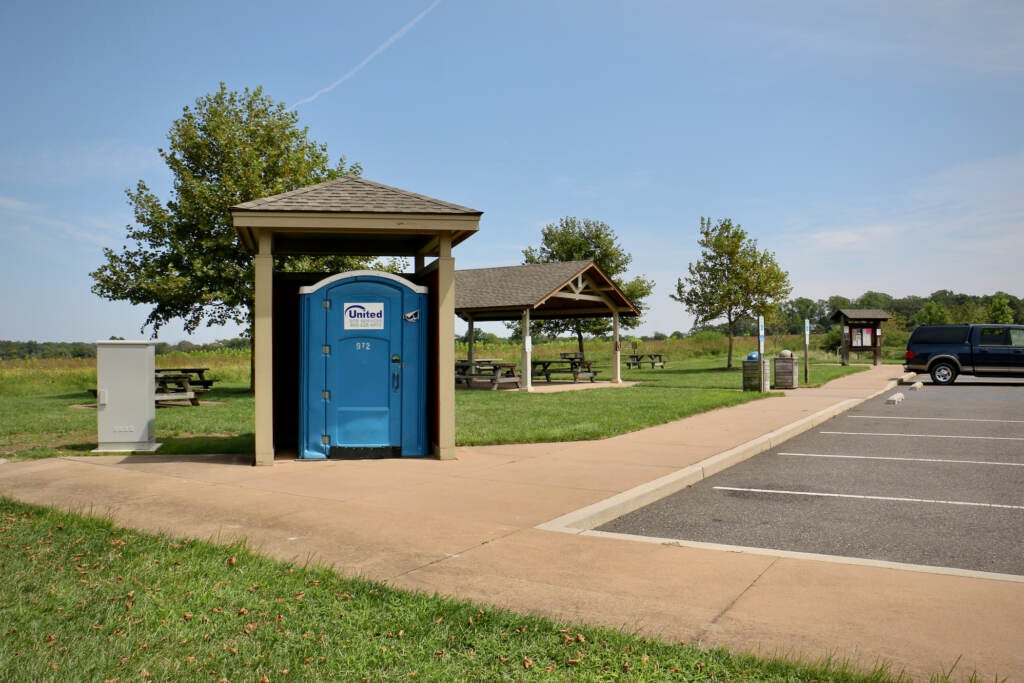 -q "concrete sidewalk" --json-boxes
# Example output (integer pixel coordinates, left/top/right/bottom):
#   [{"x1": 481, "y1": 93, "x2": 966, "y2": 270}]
[{"x1": 1, "y1": 364, "x2": 1021, "y2": 681}]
